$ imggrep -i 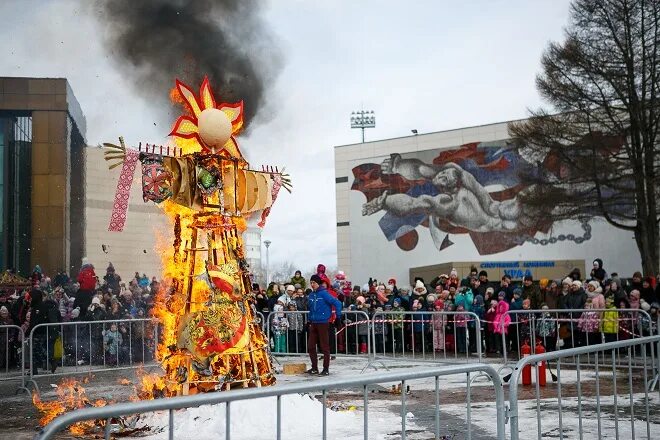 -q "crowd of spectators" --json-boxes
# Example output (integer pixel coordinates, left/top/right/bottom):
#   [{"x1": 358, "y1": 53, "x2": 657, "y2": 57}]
[
  {"x1": 260, "y1": 260, "x2": 660, "y2": 356},
  {"x1": 0, "y1": 260, "x2": 158, "y2": 374},
  {"x1": 3, "y1": 257, "x2": 660, "y2": 374}
]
